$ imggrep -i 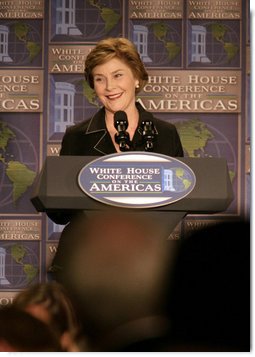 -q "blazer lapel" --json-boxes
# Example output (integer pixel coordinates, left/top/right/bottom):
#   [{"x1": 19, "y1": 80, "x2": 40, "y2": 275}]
[{"x1": 85, "y1": 108, "x2": 116, "y2": 155}]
